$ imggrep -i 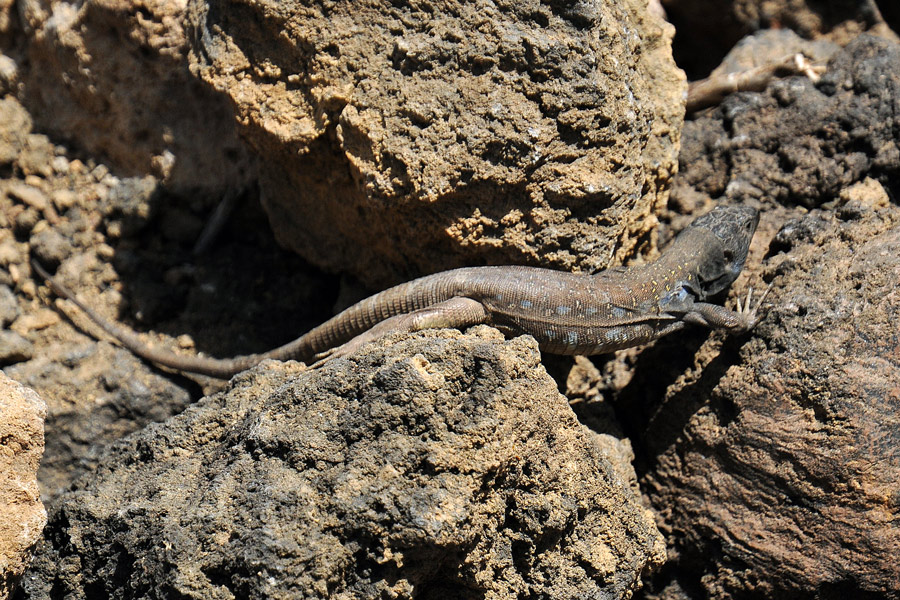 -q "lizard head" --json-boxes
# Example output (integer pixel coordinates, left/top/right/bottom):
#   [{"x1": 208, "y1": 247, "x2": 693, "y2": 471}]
[{"x1": 681, "y1": 205, "x2": 759, "y2": 299}]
